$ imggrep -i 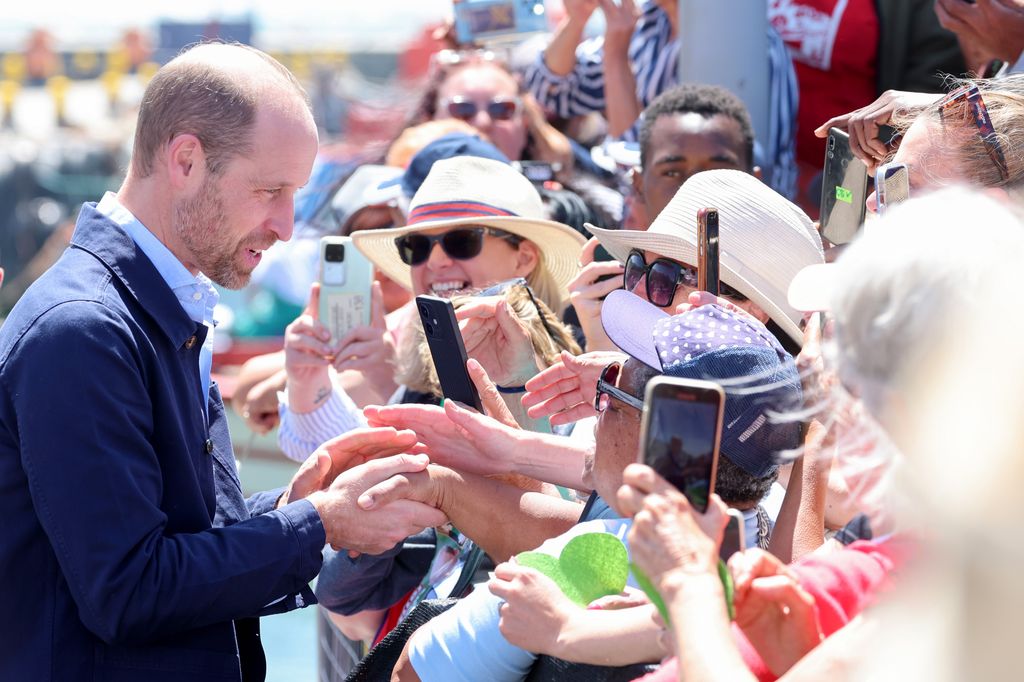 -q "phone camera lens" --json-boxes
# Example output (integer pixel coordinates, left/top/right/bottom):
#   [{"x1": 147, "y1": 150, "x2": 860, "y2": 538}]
[
  {"x1": 418, "y1": 304, "x2": 430, "y2": 318},
  {"x1": 828, "y1": 137, "x2": 836, "y2": 150},
  {"x1": 423, "y1": 322, "x2": 434, "y2": 336}
]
